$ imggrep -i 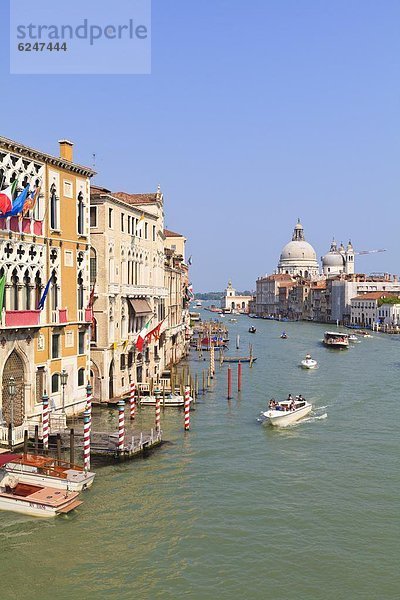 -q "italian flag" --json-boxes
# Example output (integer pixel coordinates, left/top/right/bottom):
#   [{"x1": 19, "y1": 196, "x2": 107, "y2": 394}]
[
  {"x1": 0, "y1": 180, "x2": 17, "y2": 215},
  {"x1": 135, "y1": 317, "x2": 153, "y2": 352}
]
